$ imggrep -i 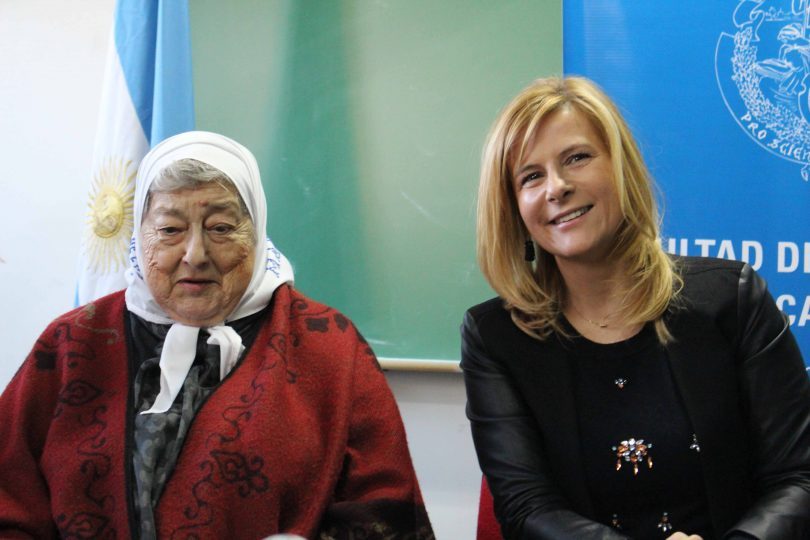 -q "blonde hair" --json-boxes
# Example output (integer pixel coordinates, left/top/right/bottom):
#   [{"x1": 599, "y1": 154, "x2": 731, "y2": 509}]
[{"x1": 477, "y1": 76, "x2": 681, "y2": 343}]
